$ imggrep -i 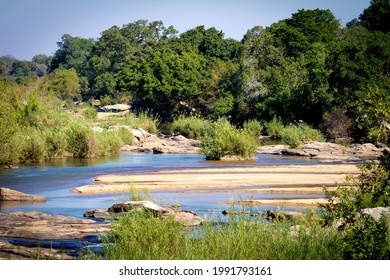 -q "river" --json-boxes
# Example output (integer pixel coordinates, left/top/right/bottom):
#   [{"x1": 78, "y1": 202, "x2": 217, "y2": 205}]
[{"x1": 0, "y1": 152, "x2": 325, "y2": 219}]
